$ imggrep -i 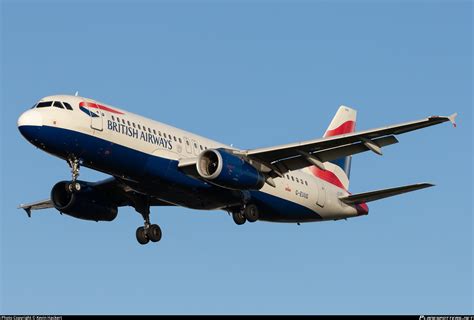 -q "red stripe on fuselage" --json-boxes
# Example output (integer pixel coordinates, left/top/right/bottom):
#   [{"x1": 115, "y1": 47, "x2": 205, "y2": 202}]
[
  {"x1": 324, "y1": 120, "x2": 355, "y2": 137},
  {"x1": 79, "y1": 101, "x2": 124, "y2": 115},
  {"x1": 309, "y1": 166, "x2": 346, "y2": 191}
]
